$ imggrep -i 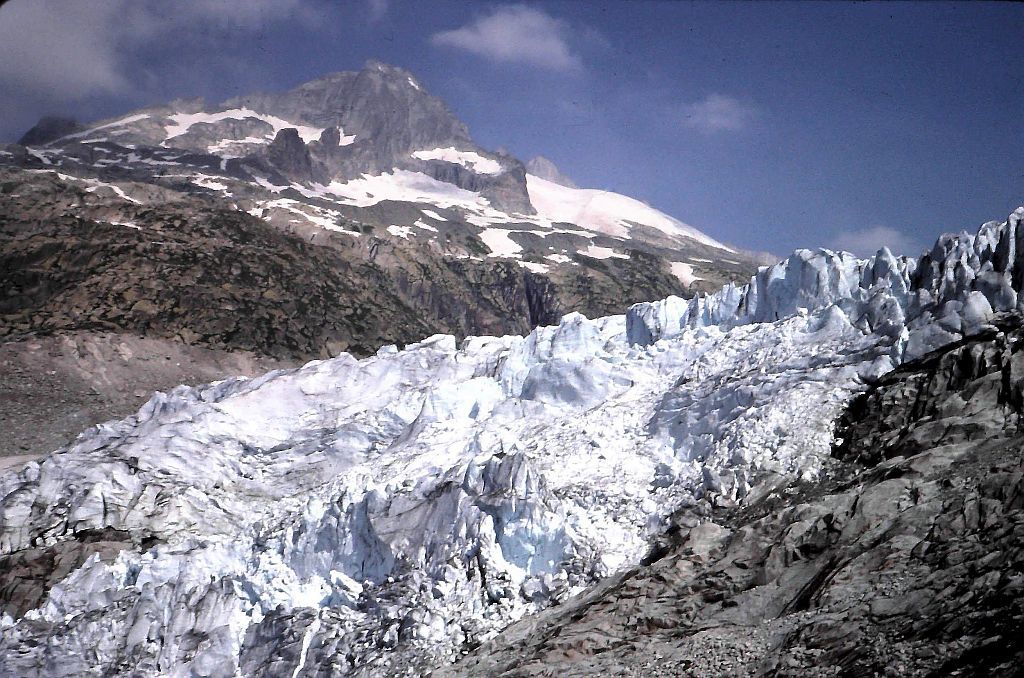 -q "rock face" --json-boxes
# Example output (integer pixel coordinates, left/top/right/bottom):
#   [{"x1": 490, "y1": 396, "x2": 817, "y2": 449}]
[
  {"x1": 525, "y1": 156, "x2": 576, "y2": 188},
  {"x1": 17, "y1": 117, "x2": 83, "y2": 146},
  {"x1": 0, "y1": 169, "x2": 437, "y2": 360},
  {"x1": 4, "y1": 60, "x2": 761, "y2": 290},
  {"x1": 233, "y1": 61, "x2": 476, "y2": 176},
  {"x1": 834, "y1": 317, "x2": 1024, "y2": 466},
  {"x1": 0, "y1": 209, "x2": 1022, "y2": 676},
  {"x1": 444, "y1": 315, "x2": 1024, "y2": 677},
  {"x1": 265, "y1": 127, "x2": 318, "y2": 182}
]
